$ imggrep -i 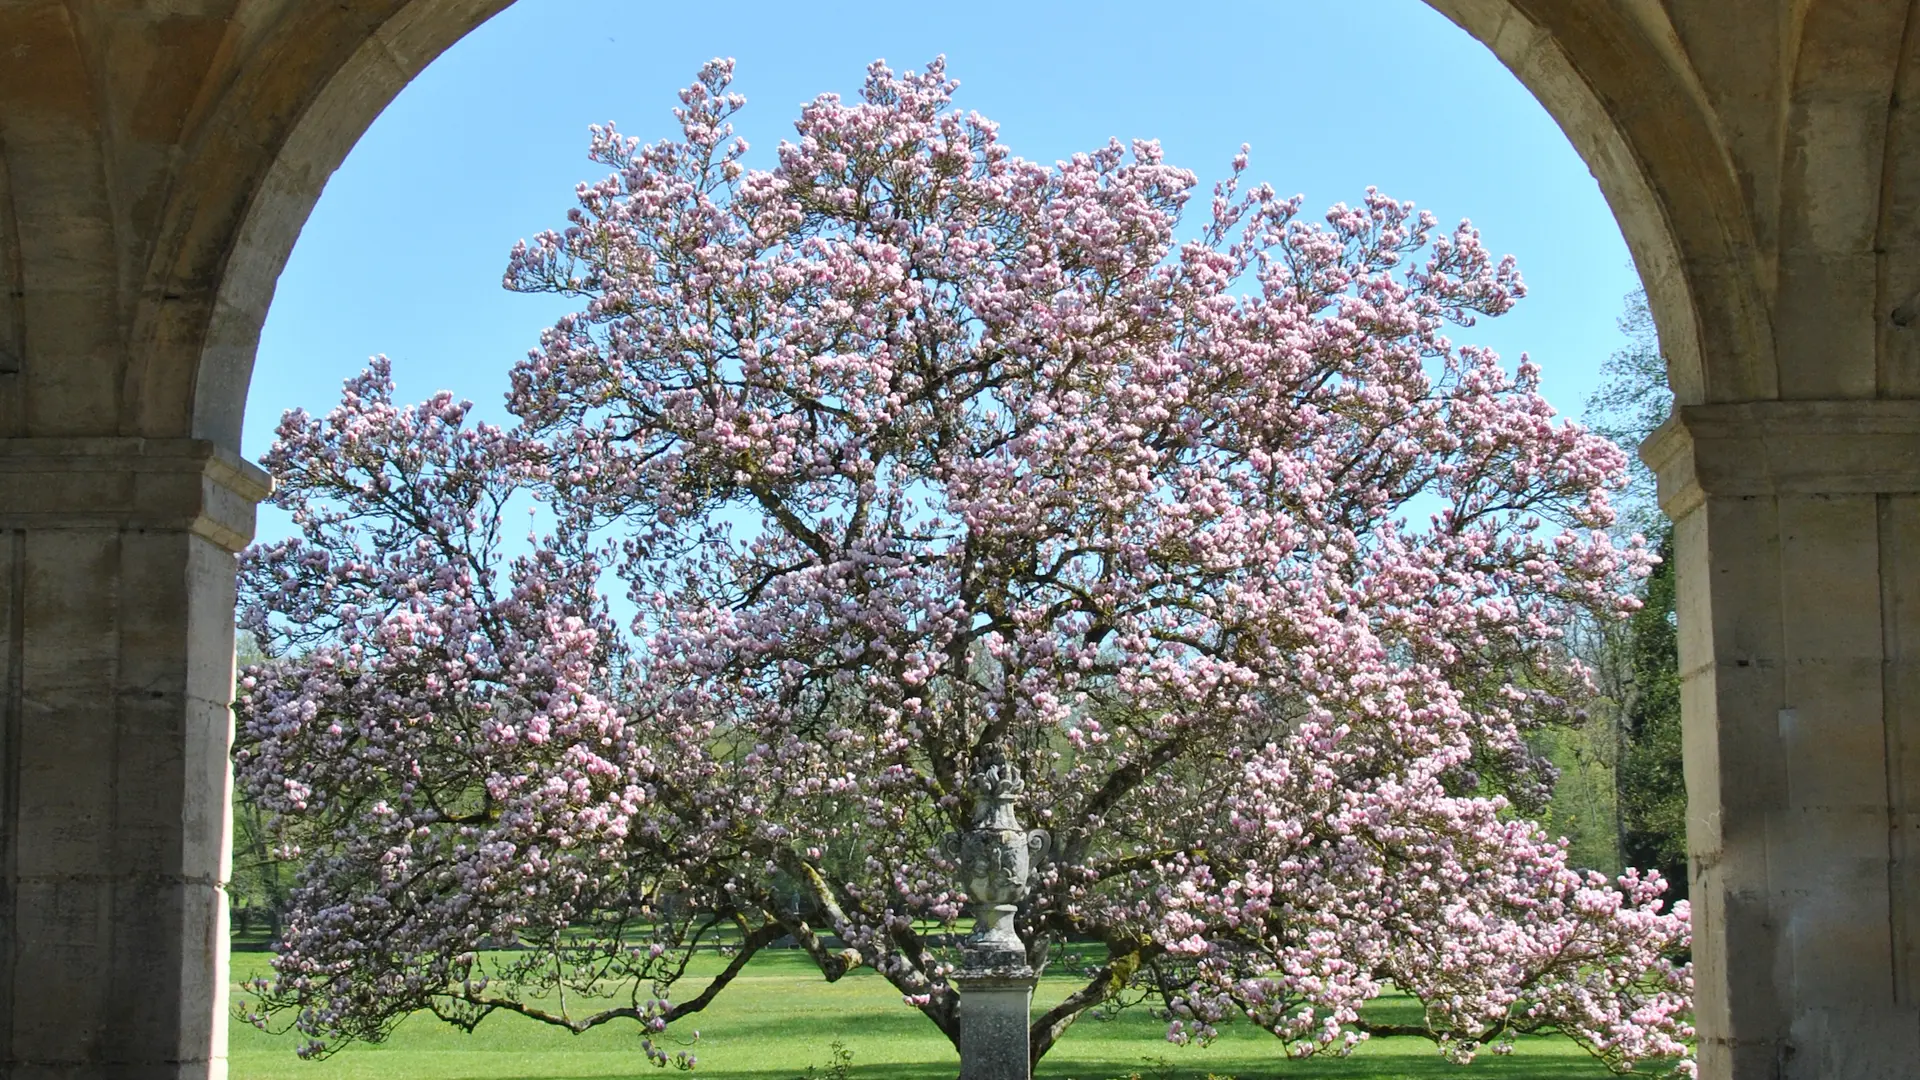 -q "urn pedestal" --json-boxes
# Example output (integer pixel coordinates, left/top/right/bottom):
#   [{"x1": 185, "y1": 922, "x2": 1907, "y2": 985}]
[
  {"x1": 948, "y1": 754, "x2": 1049, "y2": 1080},
  {"x1": 956, "y1": 970, "x2": 1038, "y2": 1080}
]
